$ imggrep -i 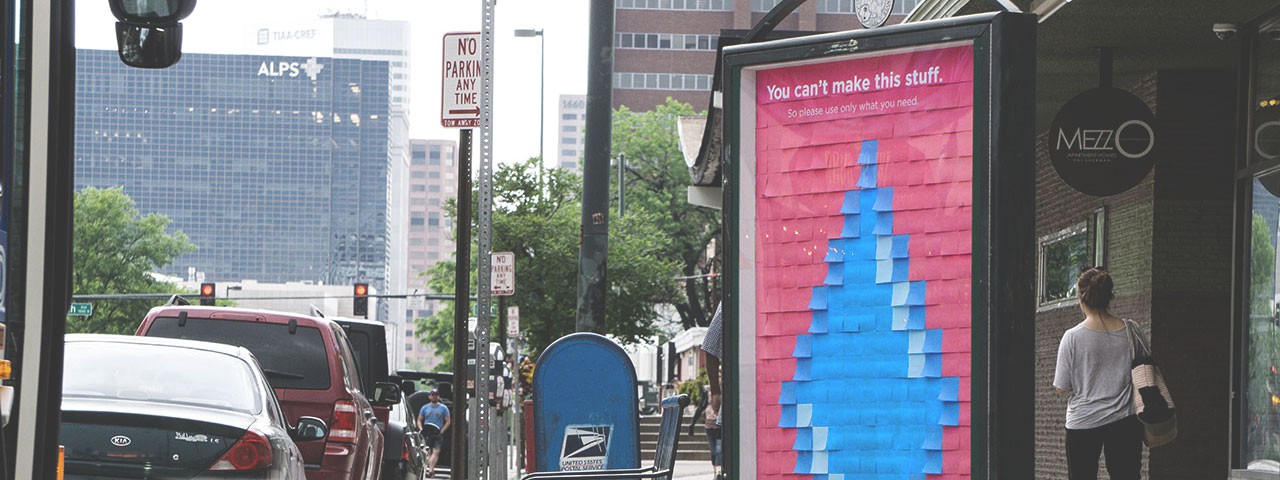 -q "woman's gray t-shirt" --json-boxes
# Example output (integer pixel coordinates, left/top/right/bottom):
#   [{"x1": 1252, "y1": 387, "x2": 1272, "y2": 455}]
[{"x1": 1053, "y1": 323, "x2": 1133, "y2": 430}]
